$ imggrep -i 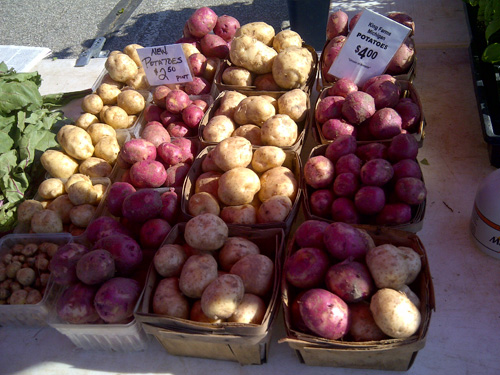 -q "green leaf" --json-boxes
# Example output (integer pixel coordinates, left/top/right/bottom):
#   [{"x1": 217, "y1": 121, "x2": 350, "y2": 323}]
[
  {"x1": 486, "y1": 14, "x2": 500, "y2": 42},
  {"x1": 0, "y1": 80, "x2": 43, "y2": 114},
  {"x1": 482, "y1": 42, "x2": 500, "y2": 63},
  {"x1": 0, "y1": 201, "x2": 17, "y2": 233},
  {"x1": 420, "y1": 158, "x2": 430, "y2": 166}
]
